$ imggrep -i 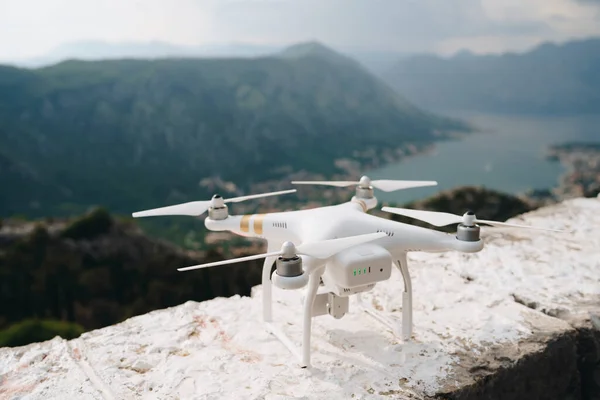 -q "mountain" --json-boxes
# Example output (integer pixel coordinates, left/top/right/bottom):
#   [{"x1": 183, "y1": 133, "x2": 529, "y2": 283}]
[
  {"x1": 383, "y1": 37, "x2": 600, "y2": 115},
  {"x1": 7, "y1": 41, "x2": 283, "y2": 68},
  {"x1": 7, "y1": 40, "x2": 410, "y2": 76},
  {"x1": 1, "y1": 197, "x2": 598, "y2": 399},
  {"x1": 0, "y1": 41, "x2": 469, "y2": 220},
  {"x1": 344, "y1": 49, "x2": 412, "y2": 75}
]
